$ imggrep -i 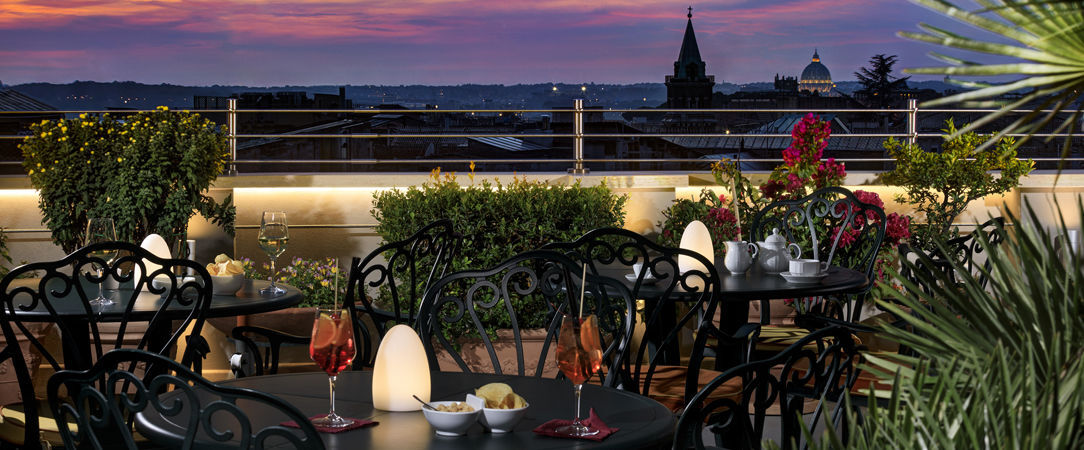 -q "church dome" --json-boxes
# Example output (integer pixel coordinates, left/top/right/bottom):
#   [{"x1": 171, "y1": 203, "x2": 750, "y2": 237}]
[{"x1": 798, "y1": 50, "x2": 833, "y2": 94}]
